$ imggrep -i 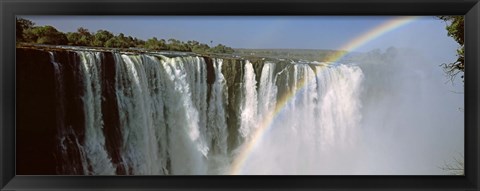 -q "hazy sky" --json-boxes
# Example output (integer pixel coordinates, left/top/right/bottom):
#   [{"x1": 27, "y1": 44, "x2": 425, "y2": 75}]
[{"x1": 21, "y1": 16, "x2": 459, "y2": 57}]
